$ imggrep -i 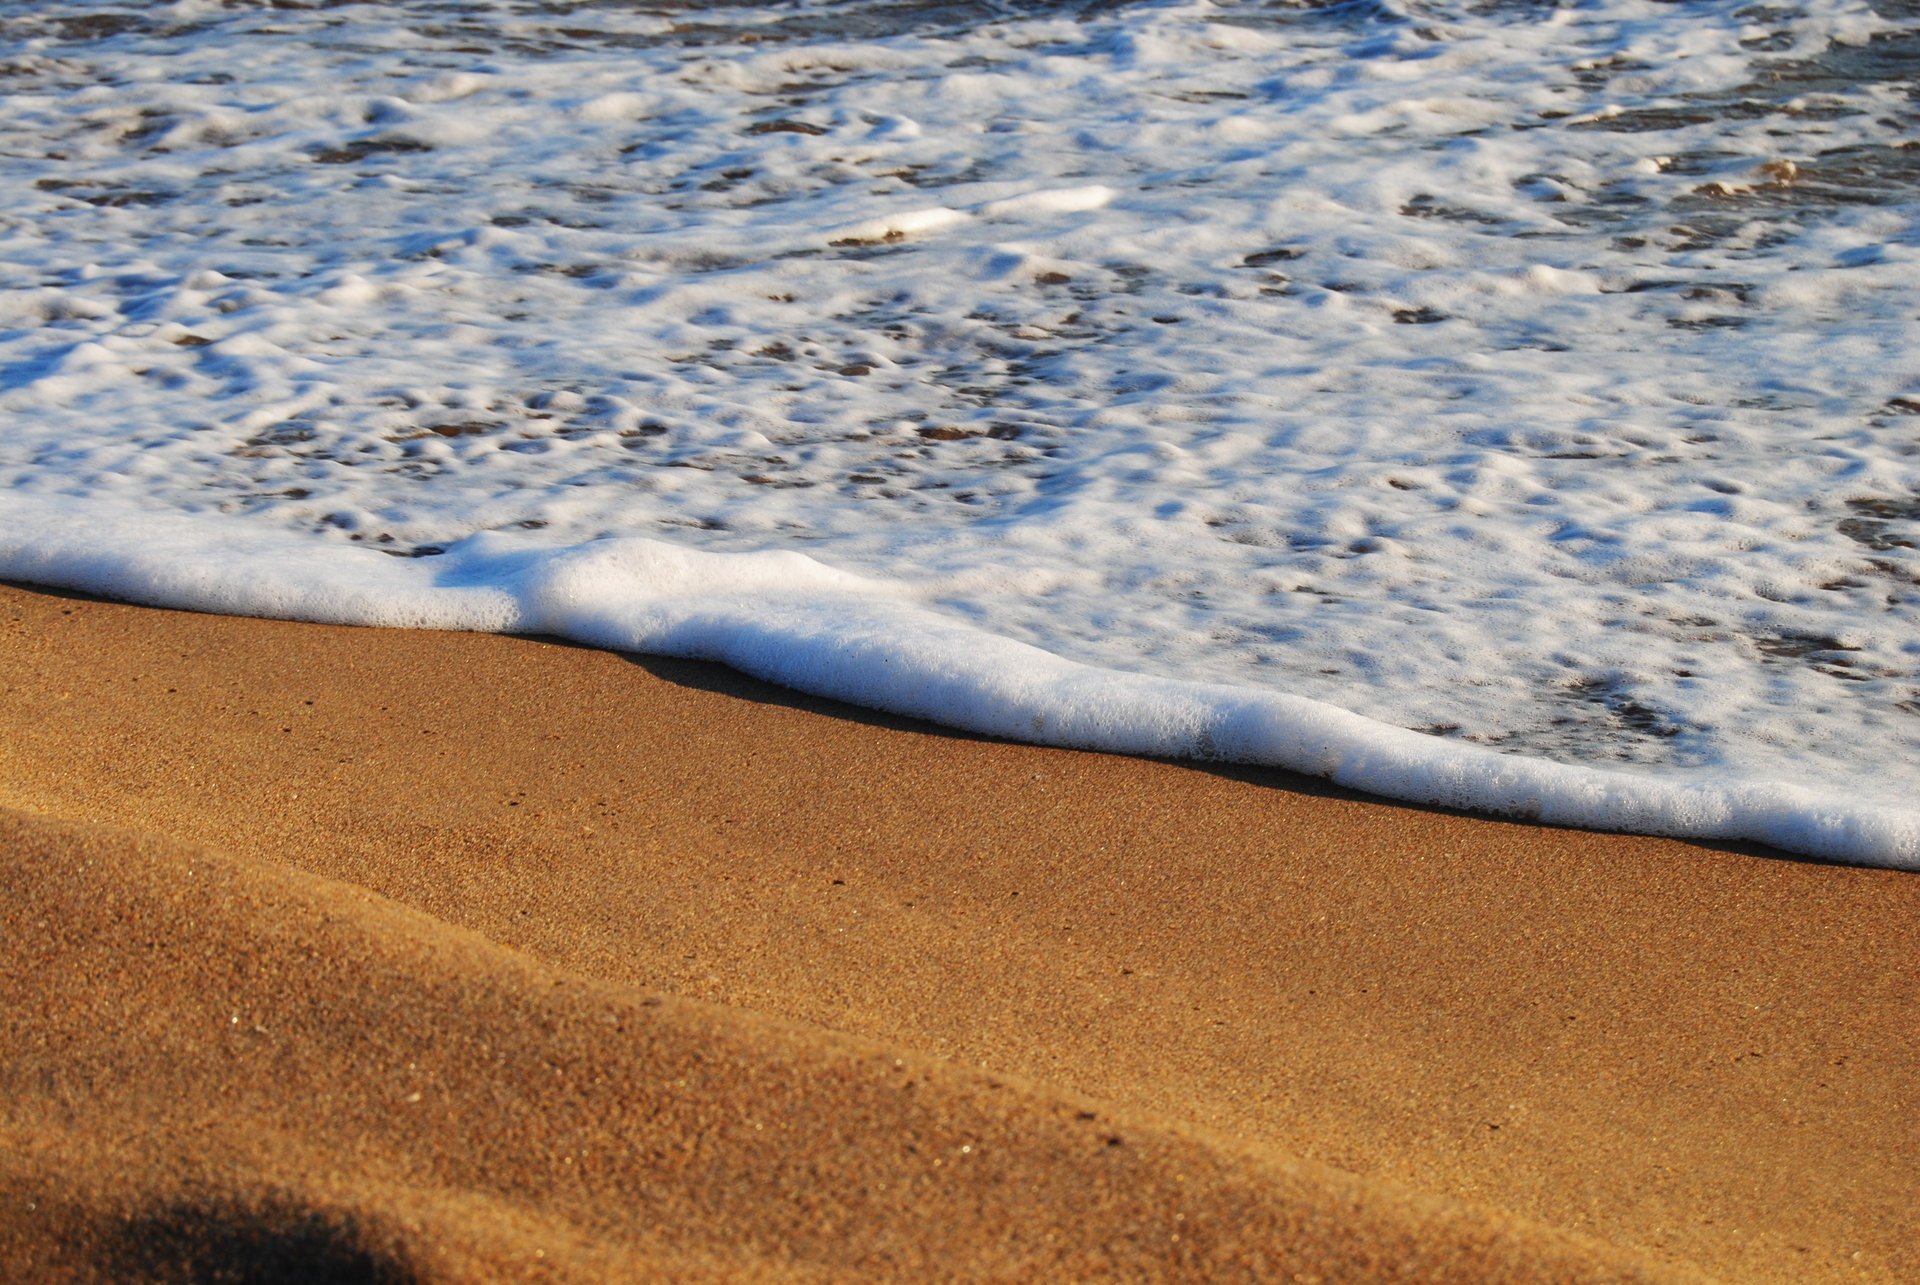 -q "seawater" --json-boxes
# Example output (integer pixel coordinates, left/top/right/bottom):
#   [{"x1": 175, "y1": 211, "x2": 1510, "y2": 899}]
[{"x1": 2, "y1": 0, "x2": 1917, "y2": 865}]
